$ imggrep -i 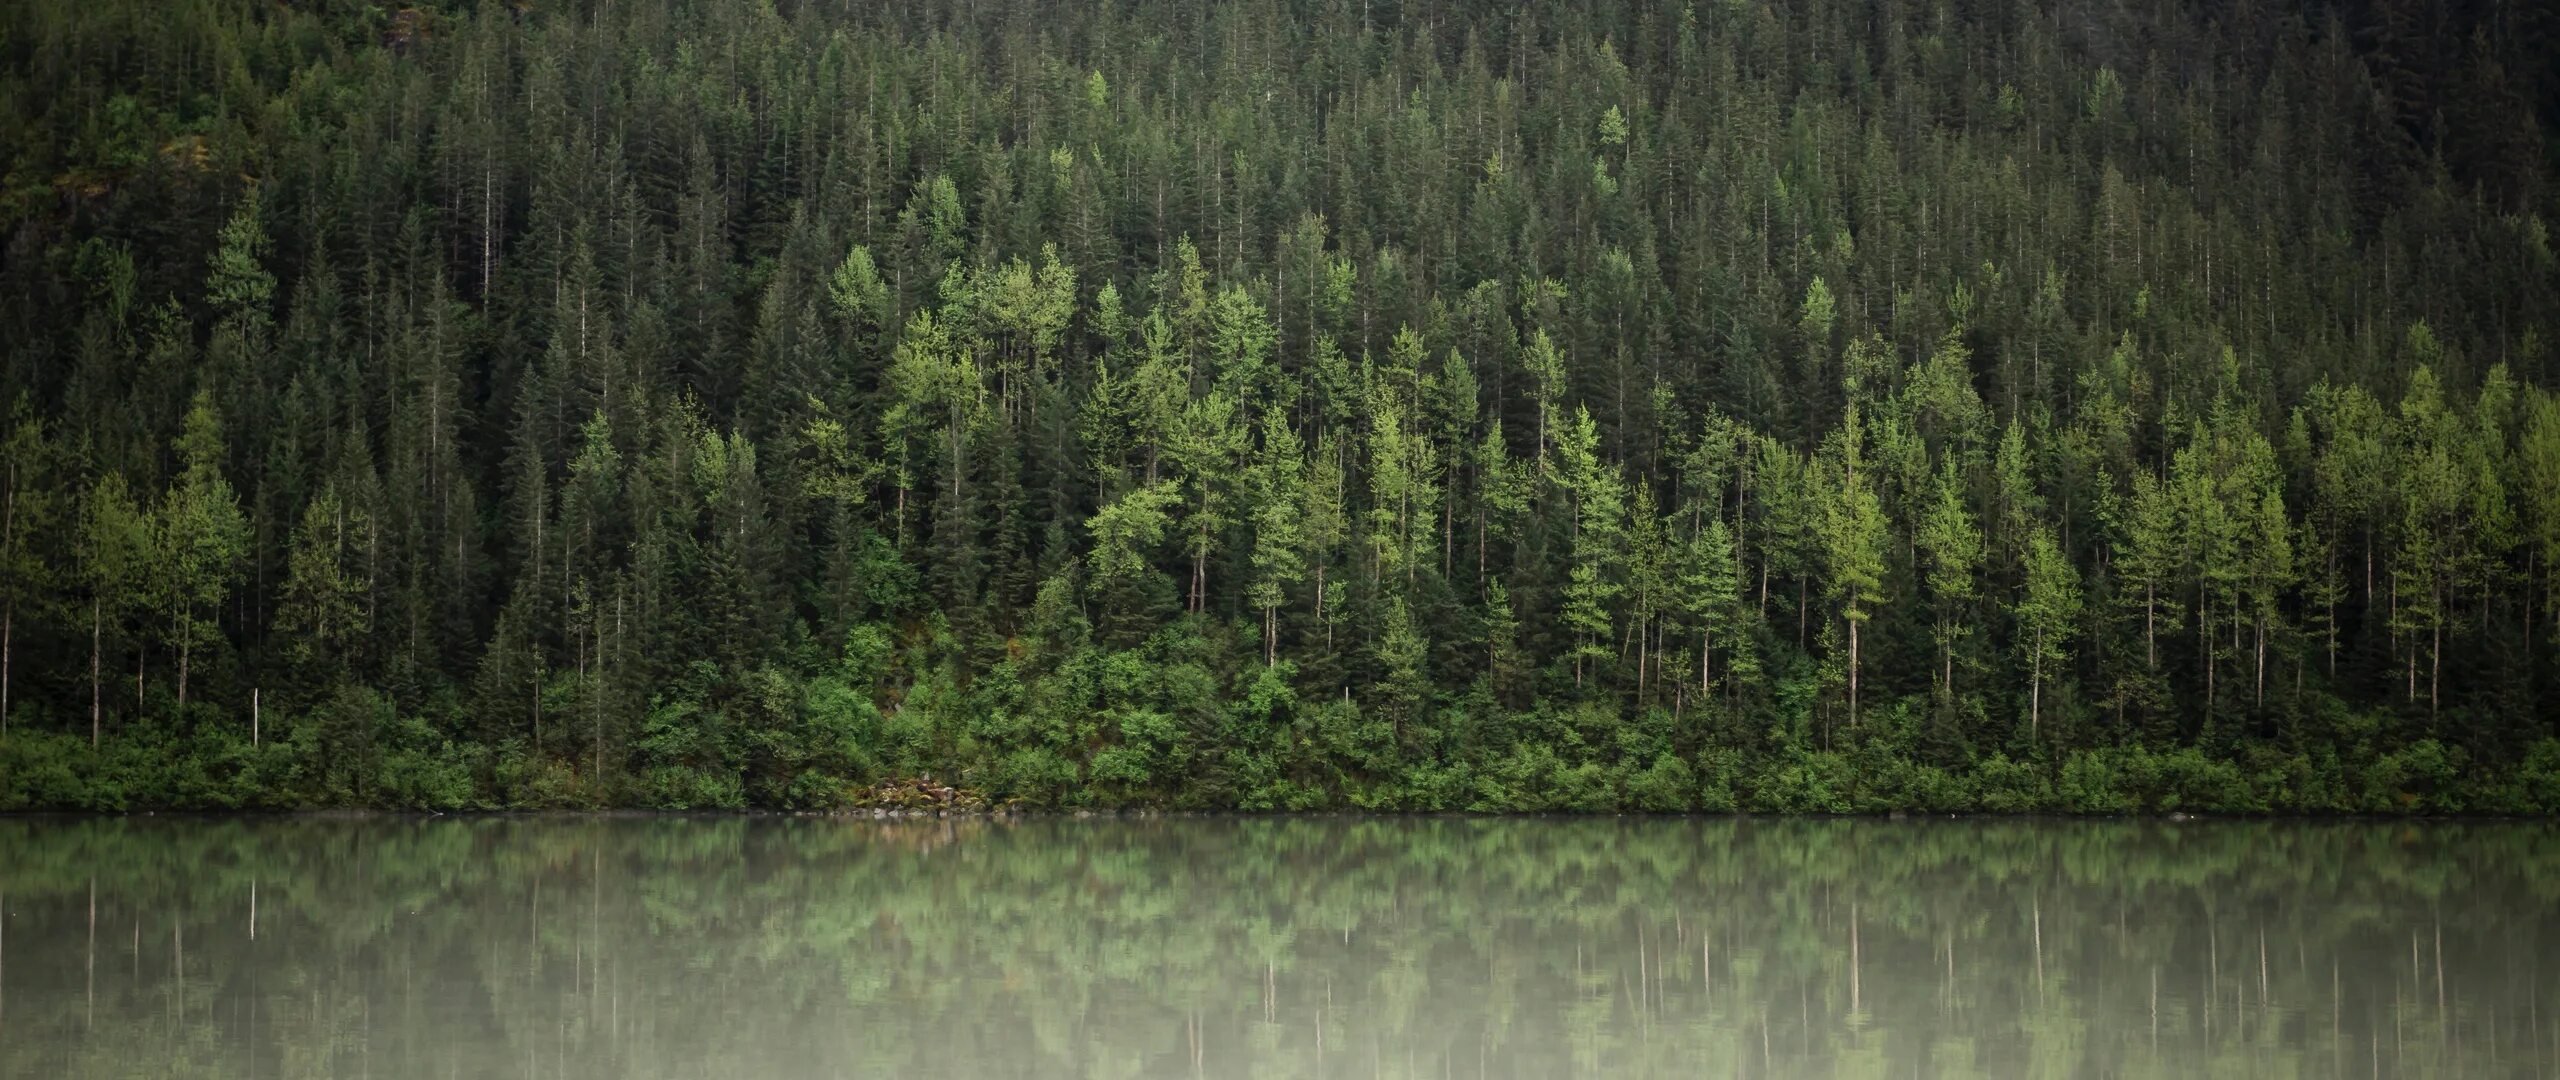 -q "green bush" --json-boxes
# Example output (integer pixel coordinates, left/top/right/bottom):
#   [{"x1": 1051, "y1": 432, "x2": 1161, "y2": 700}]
[
  {"x1": 0, "y1": 732, "x2": 93, "y2": 810},
  {"x1": 1624, "y1": 754, "x2": 1696, "y2": 812},
  {"x1": 1970, "y1": 754, "x2": 2050, "y2": 812},
  {"x1": 637, "y1": 765, "x2": 746, "y2": 810},
  {"x1": 2057, "y1": 751, "x2": 2137, "y2": 814},
  {"x1": 2360, "y1": 739, "x2": 2465, "y2": 813},
  {"x1": 1750, "y1": 751, "x2": 1854, "y2": 813},
  {"x1": 377, "y1": 743, "x2": 476, "y2": 810}
]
